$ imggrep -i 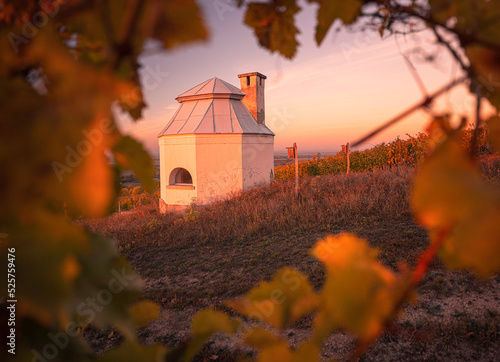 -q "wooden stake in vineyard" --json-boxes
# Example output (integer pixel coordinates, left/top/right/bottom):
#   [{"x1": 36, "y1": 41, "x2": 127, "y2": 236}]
[
  {"x1": 341, "y1": 142, "x2": 350, "y2": 174},
  {"x1": 286, "y1": 142, "x2": 299, "y2": 197}
]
